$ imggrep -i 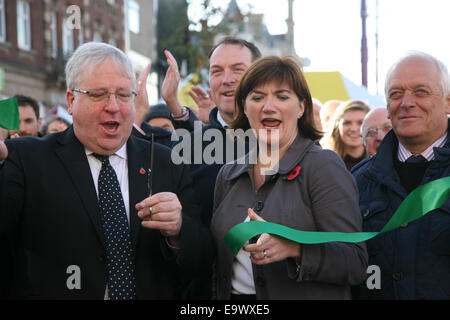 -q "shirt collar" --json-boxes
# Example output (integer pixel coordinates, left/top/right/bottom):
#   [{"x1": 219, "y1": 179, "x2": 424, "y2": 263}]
[
  {"x1": 397, "y1": 131, "x2": 448, "y2": 162},
  {"x1": 225, "y1": 134, "x2": 315, "y2": 181},
  {"x1": 216, "y1": 111, "x2": 229, "y2": 129},
  {"x1": 85, "y1": 143, "x2": 128, "y2": 160}
]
